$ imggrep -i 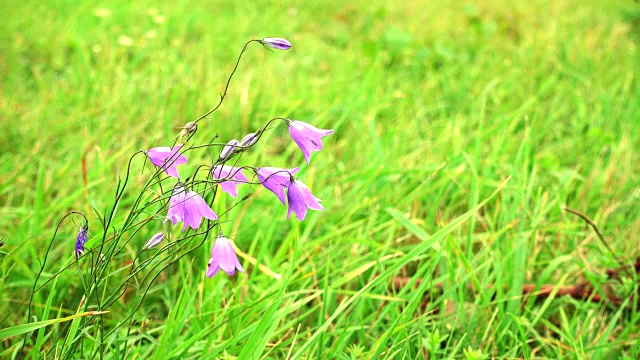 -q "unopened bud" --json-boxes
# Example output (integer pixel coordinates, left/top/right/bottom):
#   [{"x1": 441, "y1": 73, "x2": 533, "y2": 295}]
[
  {"x1": 240, "y1": 132, "x2": 258, "y2": 147},
  {"x1": 261, "y1": 37, "x2": 291, "y2": 50},
  {"x1": 219, "y1": 139, "x2": 239, "y2": 161},
  {"x1": 143, "y1": 233, "x2": 164, "y2": 250}
]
